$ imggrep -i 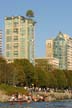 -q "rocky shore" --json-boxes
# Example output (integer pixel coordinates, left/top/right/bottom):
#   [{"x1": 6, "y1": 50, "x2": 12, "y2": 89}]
[
  {"x1": 0, "y1": 89, "x2": 72, "y2": 102},
  {"x1": 0, "y1": 90, "x2": 9, "y2": 102},
  {"x1": 38, "y1": 90, "x2": 72, "y2": 102}
]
